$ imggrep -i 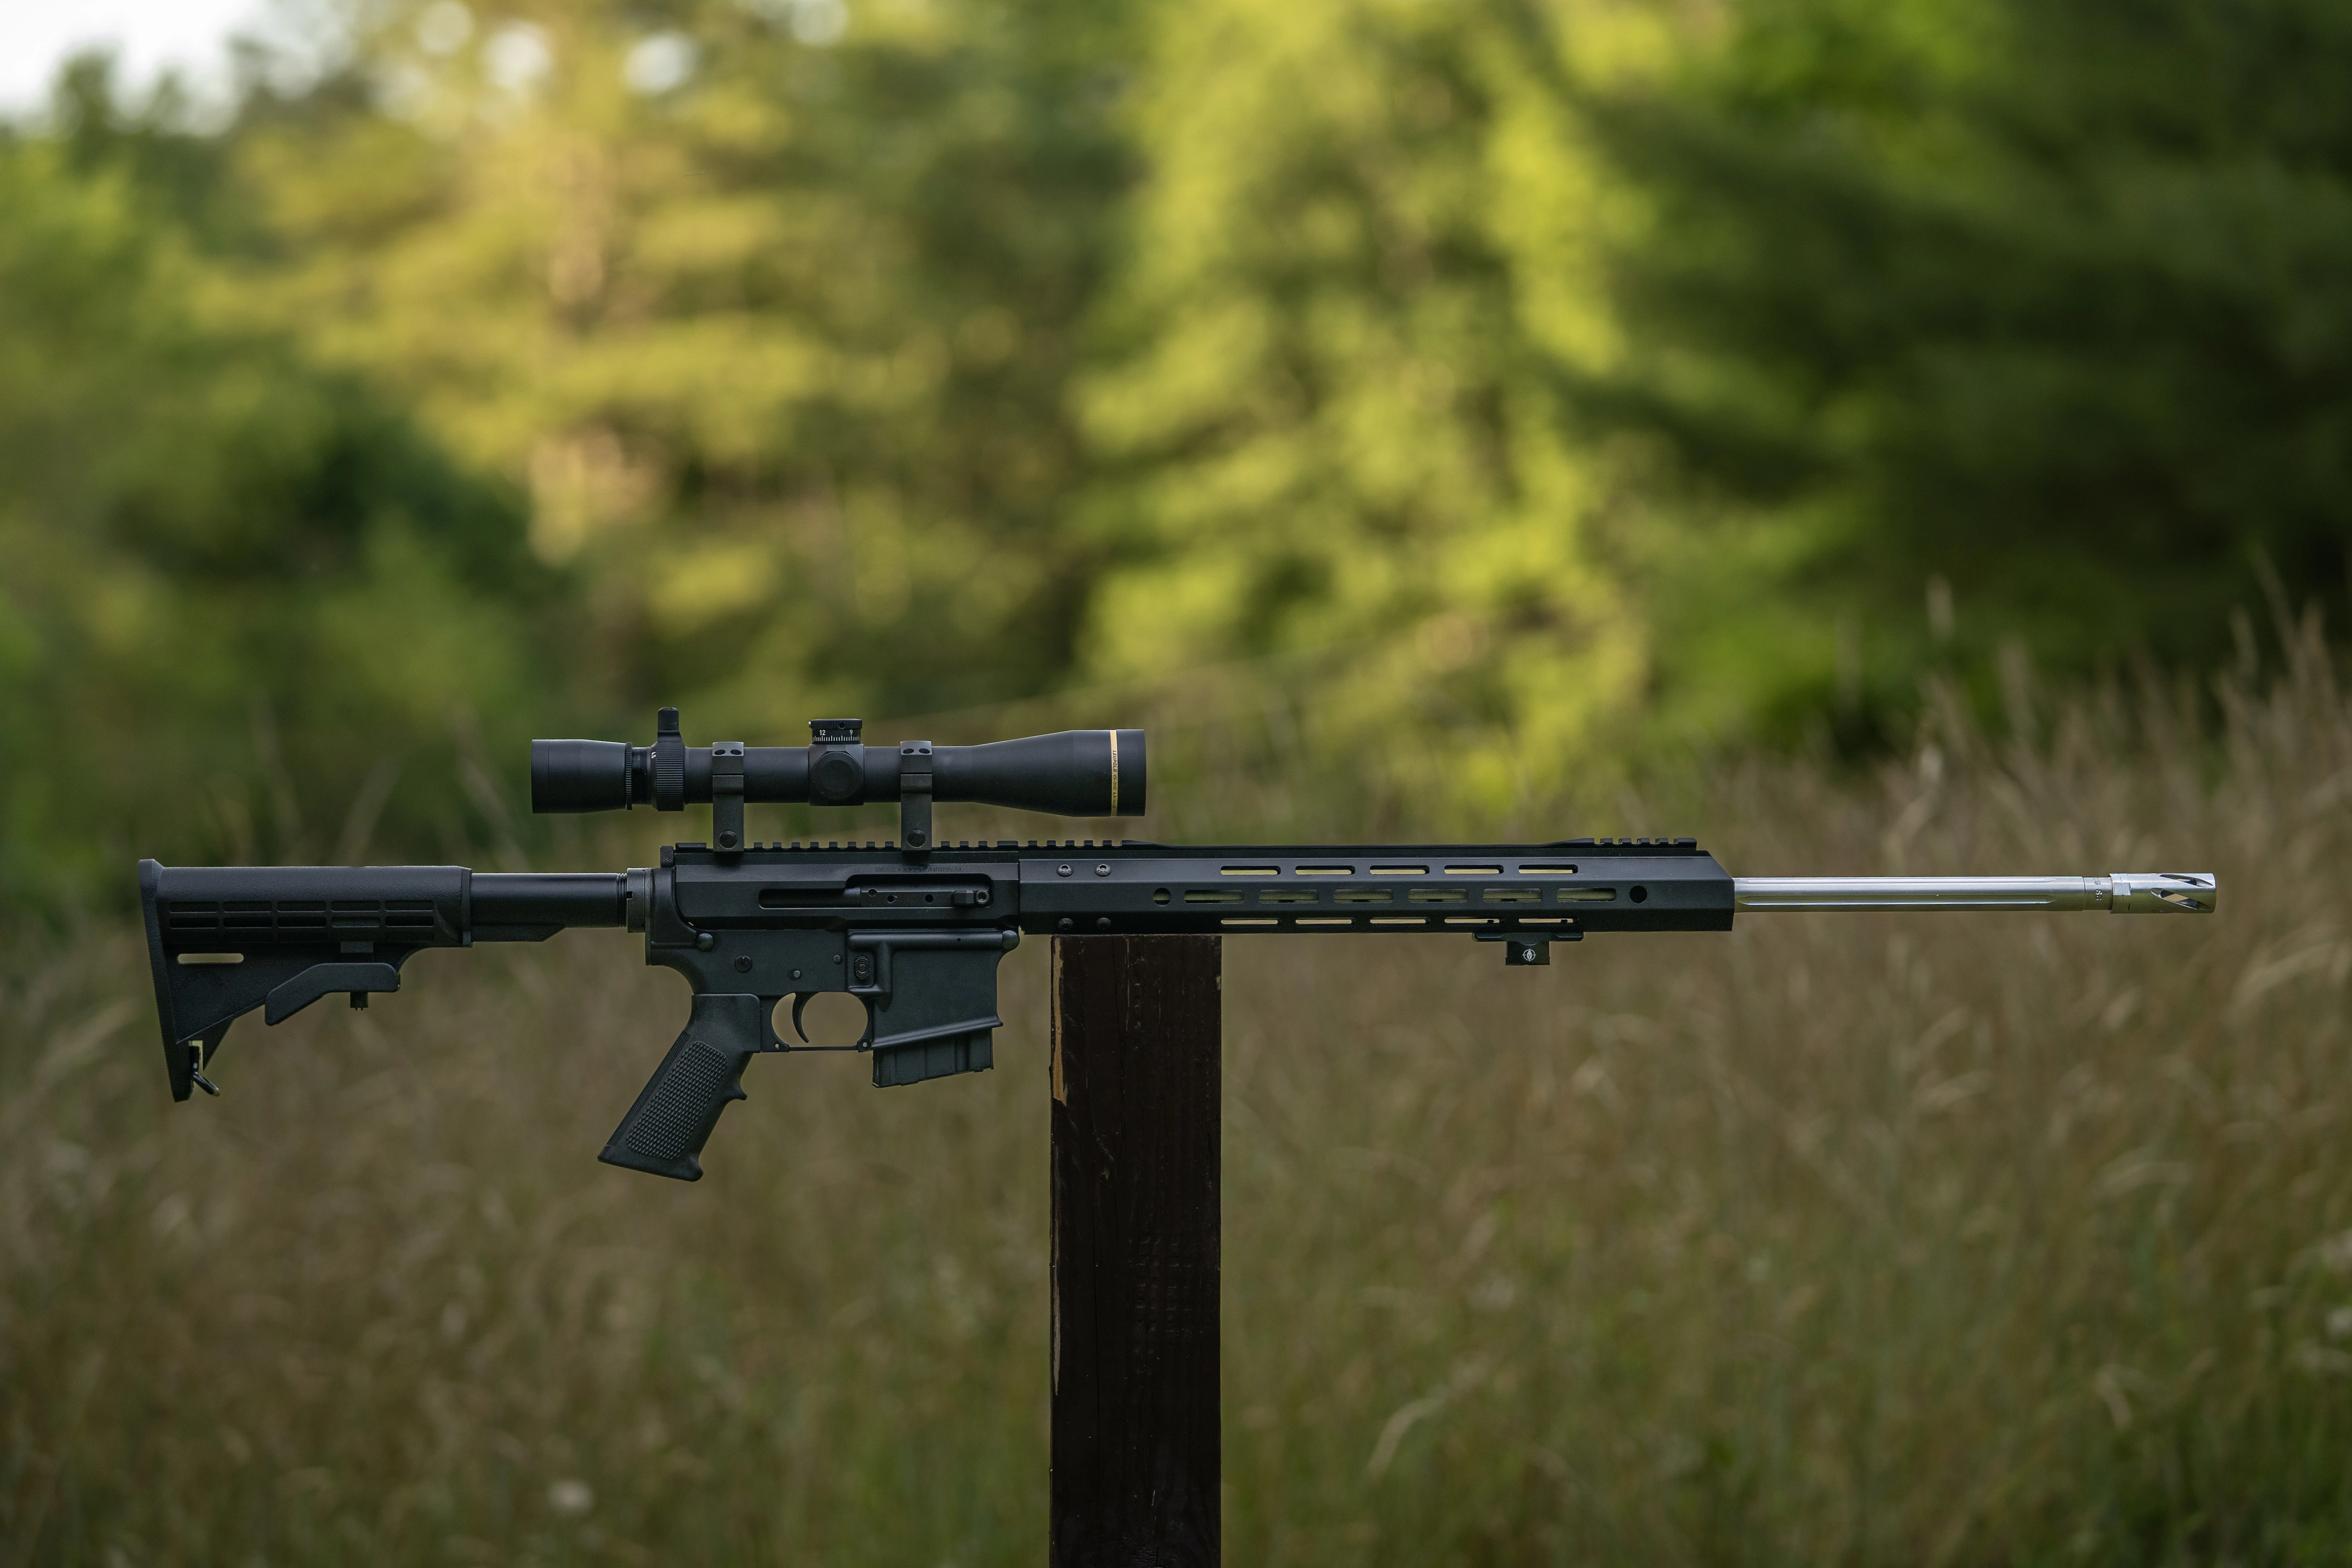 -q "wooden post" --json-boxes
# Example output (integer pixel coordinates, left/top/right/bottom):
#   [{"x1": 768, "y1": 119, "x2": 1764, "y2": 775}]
[{"x1": 1049, "y1": 935, "x2": 1221, "y2": 1568}]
